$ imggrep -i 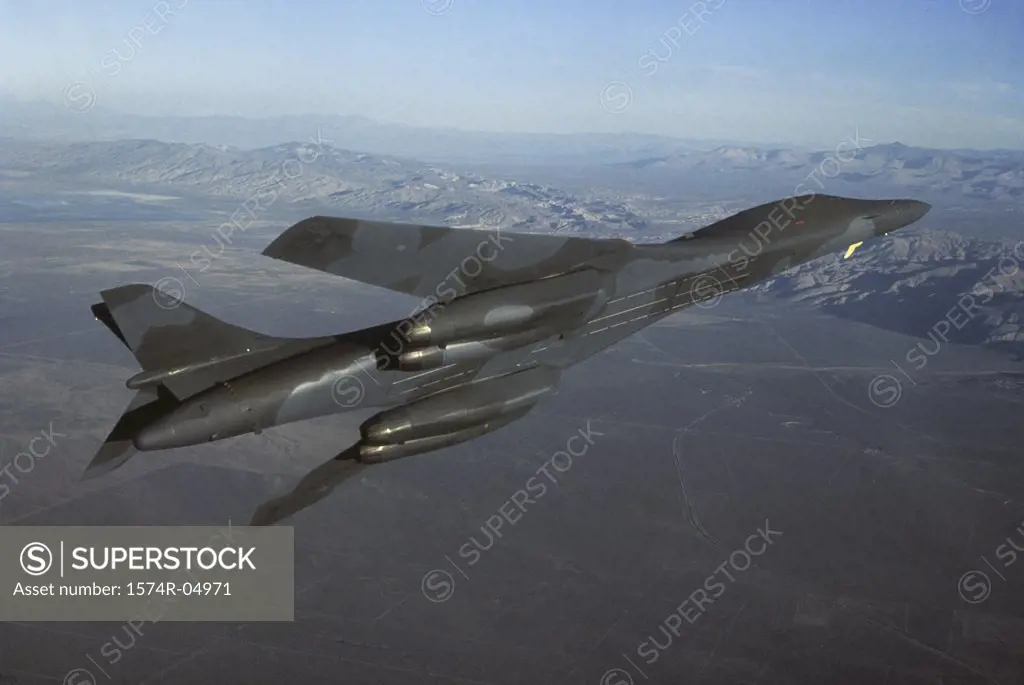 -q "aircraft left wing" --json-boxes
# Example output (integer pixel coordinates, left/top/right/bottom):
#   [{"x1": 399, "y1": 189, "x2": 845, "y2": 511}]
[{"x1": 262, "y1": 216, "x2": 633, "y2": 299}]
